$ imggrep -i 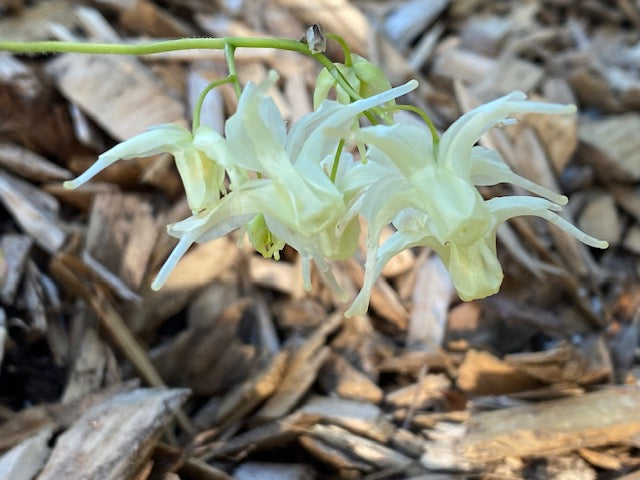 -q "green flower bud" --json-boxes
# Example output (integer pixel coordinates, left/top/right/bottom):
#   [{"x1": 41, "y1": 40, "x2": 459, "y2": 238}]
[{"x1": 246, "y1": 214, "x2": 285, "y2": 260}]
